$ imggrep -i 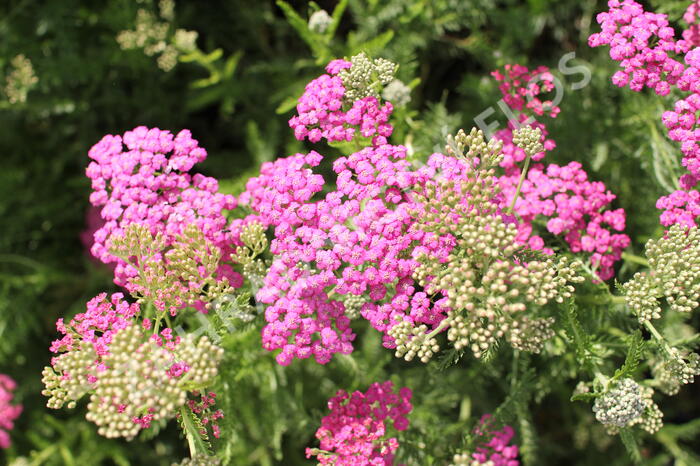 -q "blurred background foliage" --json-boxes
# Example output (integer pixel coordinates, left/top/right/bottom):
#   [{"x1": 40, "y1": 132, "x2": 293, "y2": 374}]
[{"x1": 1, "y1": 0, "x2": 699, "y2": 464}]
